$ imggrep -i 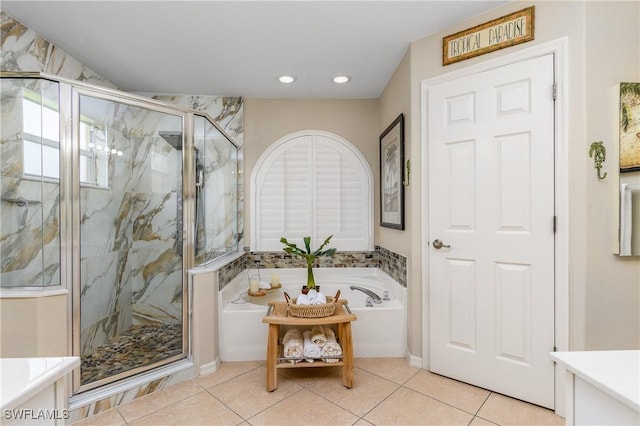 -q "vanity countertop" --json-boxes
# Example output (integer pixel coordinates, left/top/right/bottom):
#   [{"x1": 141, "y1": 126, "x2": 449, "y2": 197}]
[
  {"x1": 0, "y1": 357, "x2": 80, "y2": 410},
  {"x1": 550, "y1": 350, "x2": 639, "y2": 412}
]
